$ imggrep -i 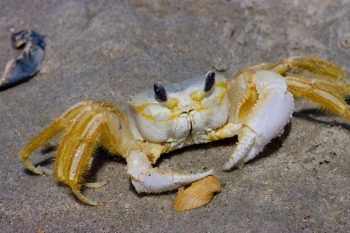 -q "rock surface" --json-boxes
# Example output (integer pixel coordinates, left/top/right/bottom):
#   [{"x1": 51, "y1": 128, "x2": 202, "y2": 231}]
[{"x1": 0, "y1": 0, "x2": 349, "y2": 232}]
